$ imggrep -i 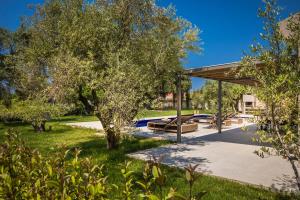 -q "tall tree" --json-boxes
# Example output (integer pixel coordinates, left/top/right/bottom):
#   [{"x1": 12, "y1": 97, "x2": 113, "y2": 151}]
[
  {"x1": 240, "y1": 0, "x2": 300, "y2": 189},
  {"x1": 17, "y1": 0, "x2": 199, "y2": 149},
  {"x1": 0, "y1": 28, "x2": 14, "y2": 107},
  {"x1": 191, "y1": 80, "x2": 247, "y2": 113}
]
